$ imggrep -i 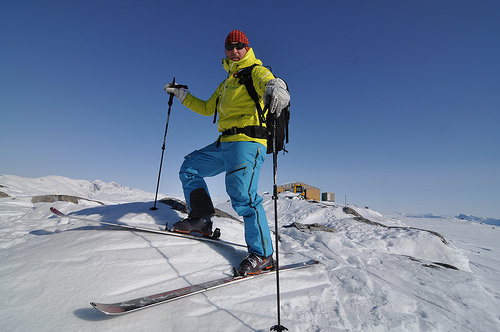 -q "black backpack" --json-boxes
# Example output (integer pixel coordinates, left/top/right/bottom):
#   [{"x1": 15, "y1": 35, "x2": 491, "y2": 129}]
[{"x1": 215, "y1": 64, "x2": 290, "y2": 154}]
